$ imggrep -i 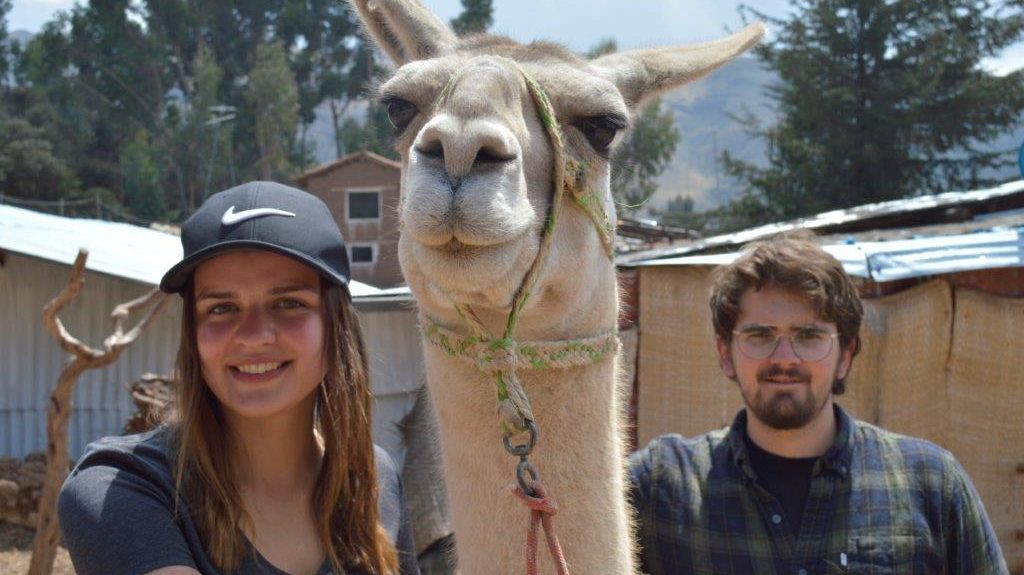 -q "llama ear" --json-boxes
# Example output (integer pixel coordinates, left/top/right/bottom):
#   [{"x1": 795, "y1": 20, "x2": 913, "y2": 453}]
[
  {"x1": 349, "y1": 0, "x2": 457, "y2": 65},
  {"x1": 590, "y1": 22, "x2": 766, "y2": 109}
]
